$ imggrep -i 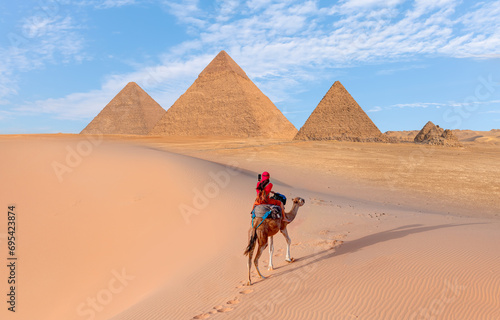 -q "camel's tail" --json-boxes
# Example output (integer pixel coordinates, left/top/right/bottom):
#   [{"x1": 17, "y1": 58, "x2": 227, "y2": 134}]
[{"x1": 244, "y1": 227, "x2": 257, "y2": 256}]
